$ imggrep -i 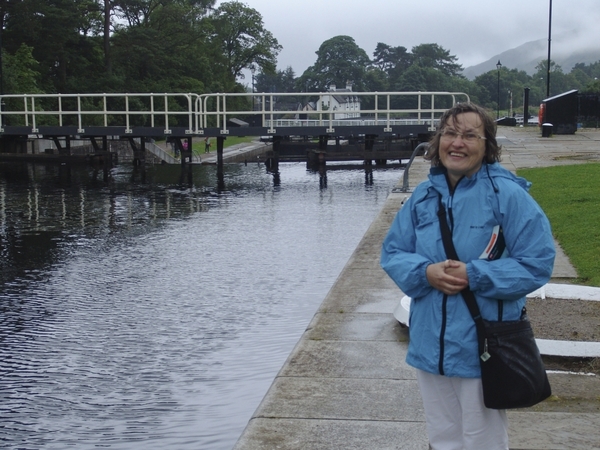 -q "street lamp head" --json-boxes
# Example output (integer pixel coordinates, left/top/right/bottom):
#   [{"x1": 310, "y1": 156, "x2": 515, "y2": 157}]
[{"x1": 496, "y1": 60, "x2": 502, "y2": 70}]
